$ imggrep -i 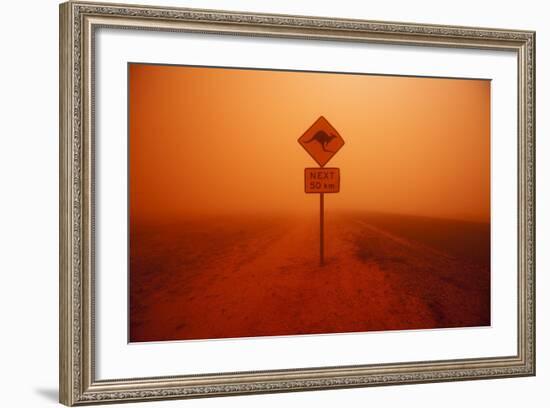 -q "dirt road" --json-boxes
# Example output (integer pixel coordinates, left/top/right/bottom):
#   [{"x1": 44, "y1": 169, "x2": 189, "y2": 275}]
[{"x1": 130, "y1": 213, "x2": 490, "y2": 342}]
